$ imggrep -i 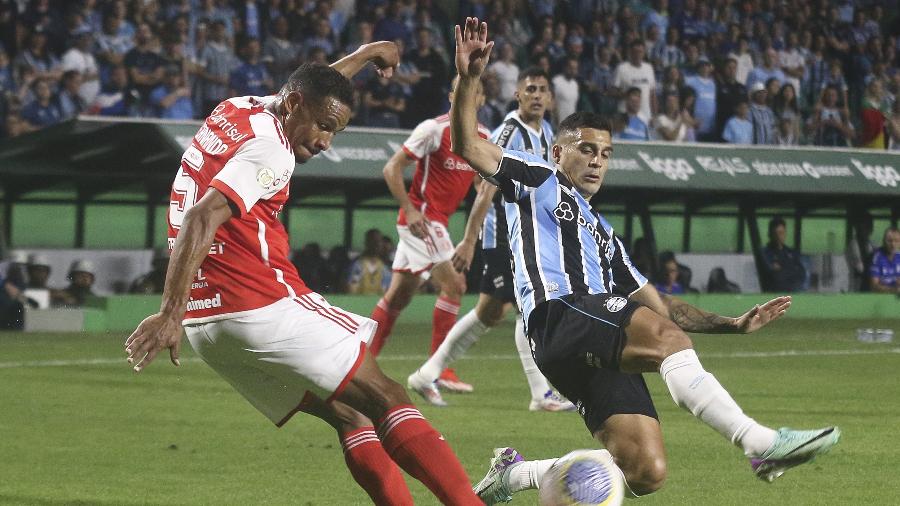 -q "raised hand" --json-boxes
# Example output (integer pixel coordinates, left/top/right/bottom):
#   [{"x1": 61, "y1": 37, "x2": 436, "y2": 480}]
[
  {"x1": 454, "y1": 17, "x2": 494, "y2": 79},
  {"x1": 734, "y1": 295, "x2": 792, "y2": 333}
]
